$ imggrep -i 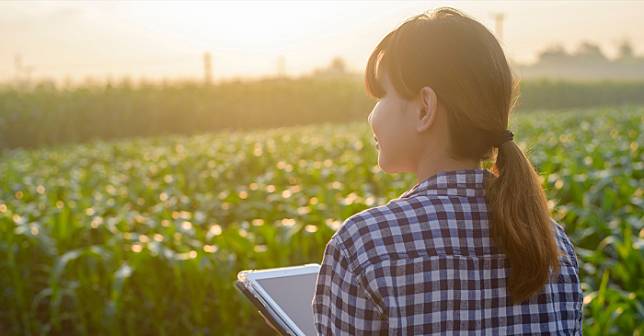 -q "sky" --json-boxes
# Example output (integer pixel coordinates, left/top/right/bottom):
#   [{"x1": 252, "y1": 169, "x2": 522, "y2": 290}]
[{"x1": 2, "y1": 0, "x2": 644, "y2": 84}]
